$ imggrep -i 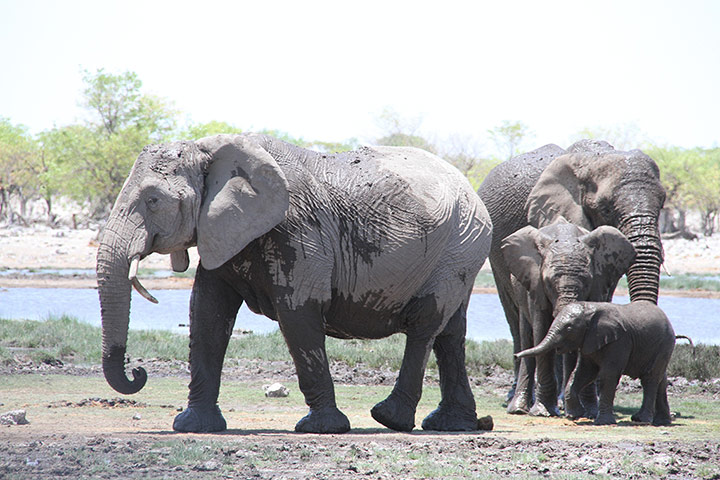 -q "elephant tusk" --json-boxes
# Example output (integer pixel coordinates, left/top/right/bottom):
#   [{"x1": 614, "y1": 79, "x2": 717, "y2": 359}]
[
  {"x1": 128, "y1": 255, "x2": 159, "y2": 304},
  {"x1": 128, "y1": 255, "x2": 141, "y2": 281}
]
